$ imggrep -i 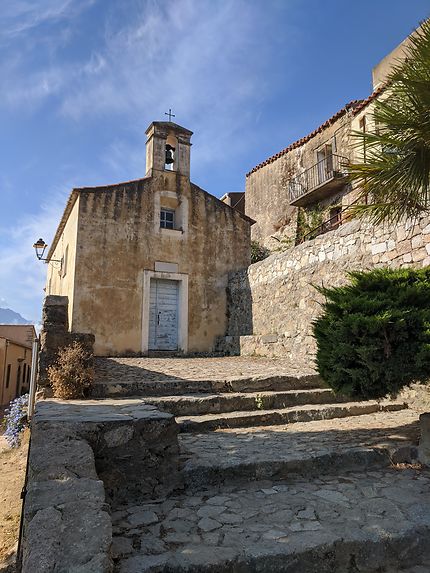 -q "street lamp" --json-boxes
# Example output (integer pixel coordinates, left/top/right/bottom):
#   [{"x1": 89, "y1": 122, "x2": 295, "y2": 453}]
[
  {"x1": 32, "y1": 238, "x2": 62, "y2": 269},
  {"x1": 33, "y1": 238, "x2": 48, "y2": 260}
]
